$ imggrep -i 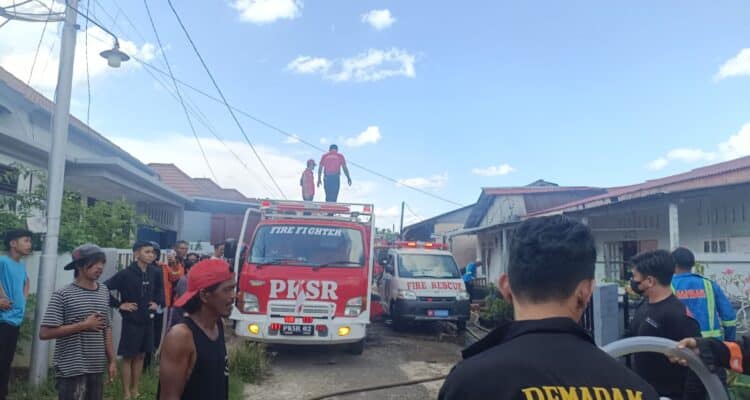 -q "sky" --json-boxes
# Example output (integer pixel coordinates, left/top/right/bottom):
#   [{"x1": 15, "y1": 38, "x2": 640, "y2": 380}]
[{"x1": 2, "y1": 0, "x2": 750, "y2": 230}]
